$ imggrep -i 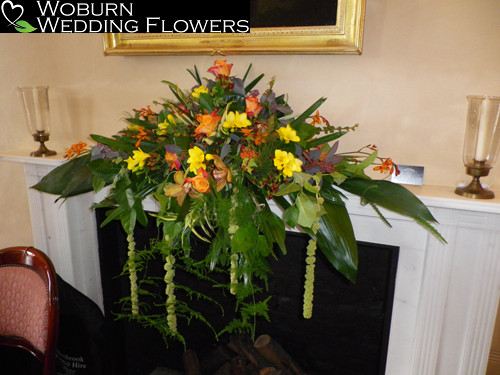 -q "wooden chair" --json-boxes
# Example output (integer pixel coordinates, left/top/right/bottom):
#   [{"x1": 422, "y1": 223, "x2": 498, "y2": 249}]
[{"x1": 0, "y1": 246, "x2": 59, "y2": 375}]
